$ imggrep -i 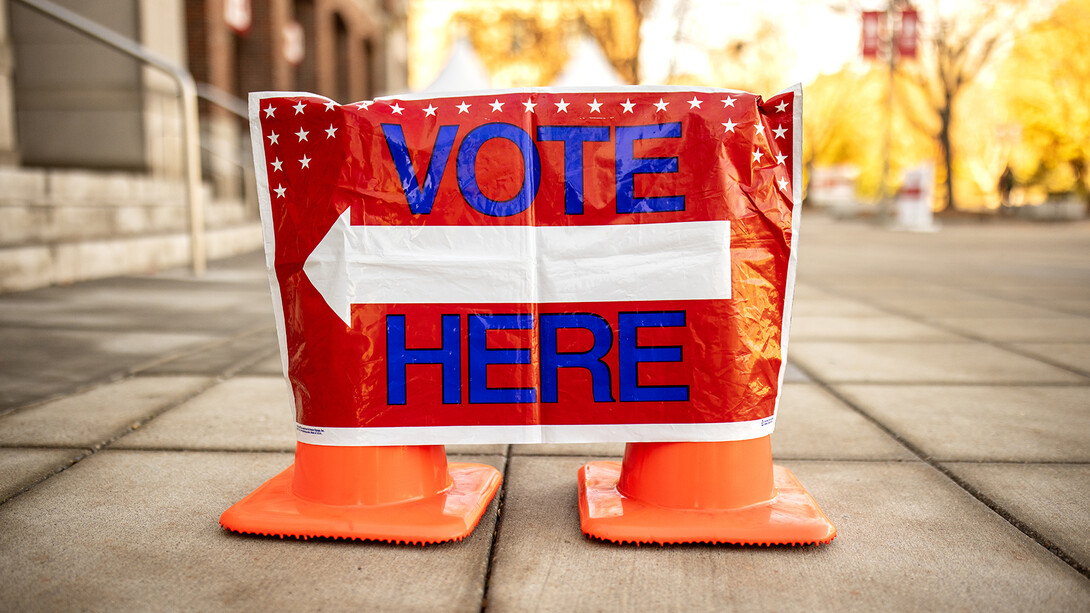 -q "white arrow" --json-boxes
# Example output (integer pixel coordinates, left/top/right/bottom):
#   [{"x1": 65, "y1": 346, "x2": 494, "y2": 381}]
[{"x1": 304, "y1": 209, "x2": 732, "y2": 326}]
